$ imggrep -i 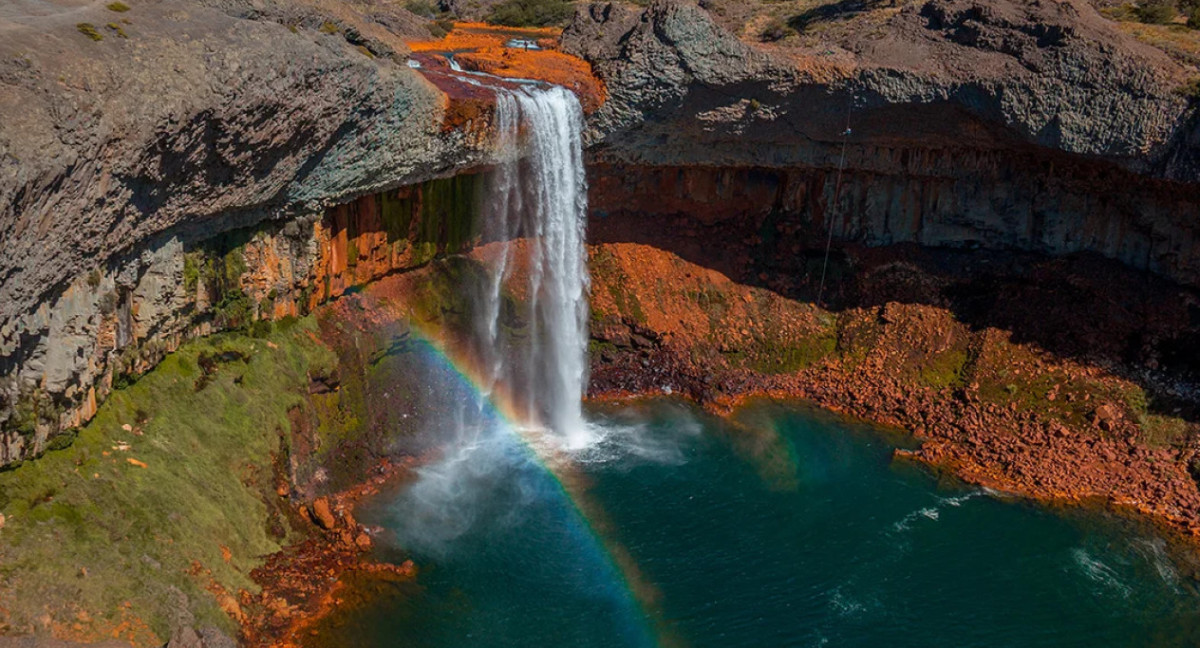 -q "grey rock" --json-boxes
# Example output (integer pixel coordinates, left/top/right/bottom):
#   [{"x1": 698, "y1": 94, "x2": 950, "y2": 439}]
[{"x1": 564, "y1": 0, "x2": 1196, "y2": 176}]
